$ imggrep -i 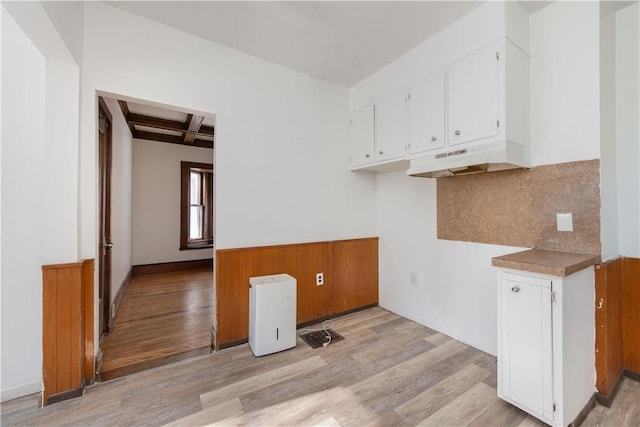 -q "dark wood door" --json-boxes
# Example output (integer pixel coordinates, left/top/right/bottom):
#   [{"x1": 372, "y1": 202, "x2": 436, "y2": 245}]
[{"x1": 98, "y1": 98, "x2": 113, "y2": 337}]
